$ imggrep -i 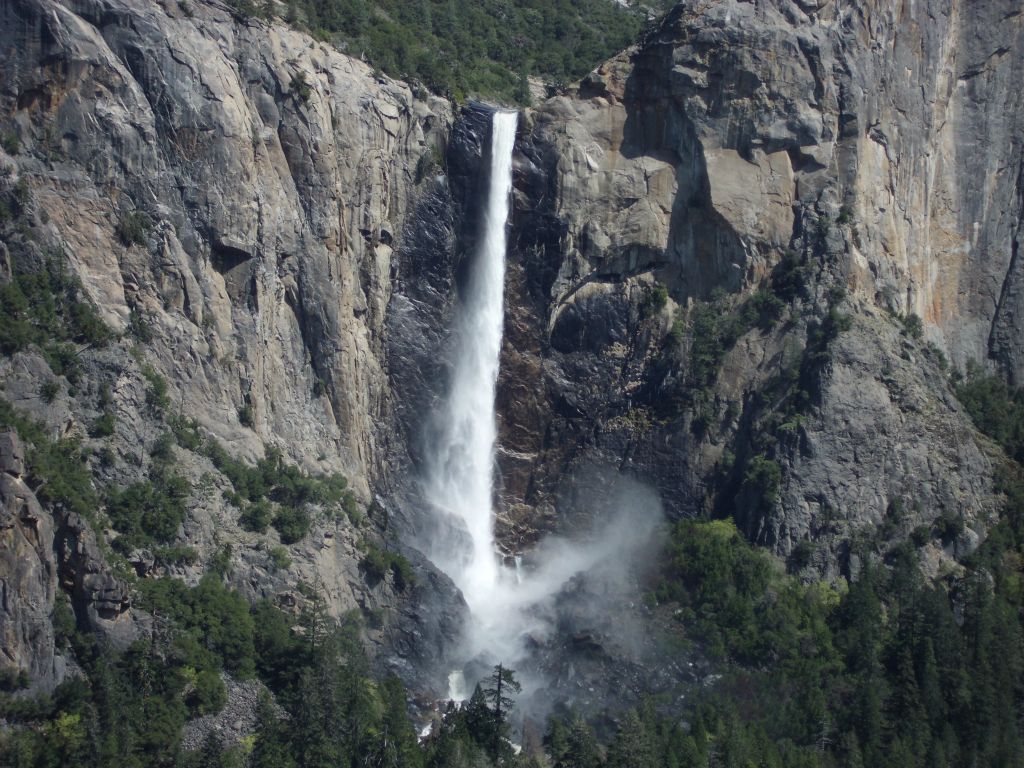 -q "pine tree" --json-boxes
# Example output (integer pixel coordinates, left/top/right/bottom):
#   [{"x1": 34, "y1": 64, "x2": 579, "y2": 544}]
[
  {"x1": 463, "y1": 684, "x2": 496, "y2": 754},
  {"x1": 607, "y1": 709, "x2": 654, "y2": 768},
  {"x1": 544, "y1": 716, "x2": 570, "y2": 766},
  {"x1": 251, "y1": 693, "x2": 296, "y2": 768},
  {"x1": 555, "y1": 716, "x2": 601, "y2": 768},
  {"x1": 482, "y1": 664, "x2": 521, "y2": 762}
]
